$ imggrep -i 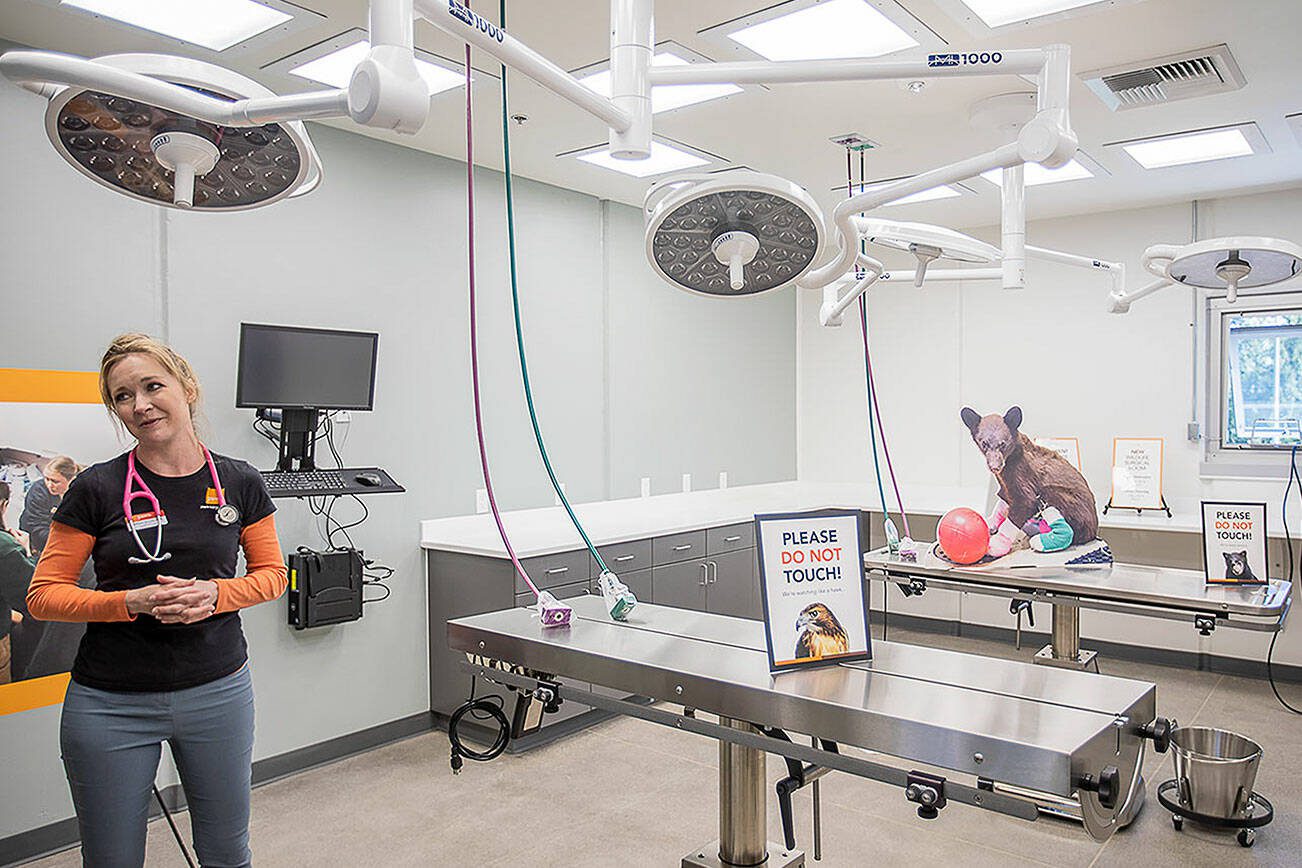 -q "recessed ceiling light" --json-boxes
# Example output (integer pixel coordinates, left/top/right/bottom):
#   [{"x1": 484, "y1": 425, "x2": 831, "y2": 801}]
[
  {"x1": 61, "y1": 0, "x2": 291, "y2": 51},
  {"x1": 955, "y1": 0, "x2": 1104, "y2": 29},
  {"x1": 290, "y1": 40, "x2": 465, "y2": 94},
  {"x1": 576, "y1": 141, "x2": 710, "y2": 178},
  {"x1": 858, "y1": 184, "x2": 963, "y2": 205},
  {"x1": 1120, "y1": 127, "x2": 1256, "y2": 169},
  {"x1": 981, "y1": 159, "x2": 1094, "y2": 187},
  {"x1": 728, "y1": 0, "x2": 919, "y2": 61},
  {"x1": 580, "y1": 52, "x2": 742, "y2": 113}
]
